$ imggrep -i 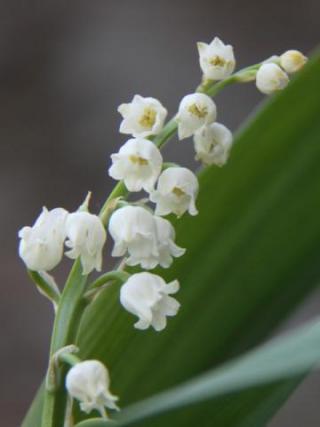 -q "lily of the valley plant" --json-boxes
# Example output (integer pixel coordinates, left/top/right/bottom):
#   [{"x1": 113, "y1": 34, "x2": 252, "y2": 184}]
[{"x1": 18, "y1": 37, "x2": 307, "y2": 426}]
